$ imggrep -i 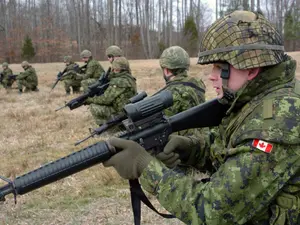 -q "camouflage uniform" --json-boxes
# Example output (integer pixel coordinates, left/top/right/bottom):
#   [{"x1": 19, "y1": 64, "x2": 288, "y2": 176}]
[
  {"x1": 158, "y1": 46, "x2": 206, "y2": 137},
  {"x1": 77, "y1": 50, "x2": 105, "y2": 92},
  {"x1": 1, "y1": 62, "x2": 14, "y2": 89},
  {"x1": 138, "y1": 11, "x2": 300, "y2": 224},
  {"x1": 60, "y1": 56, "x2": 81, "y2": 94},
  {"x1": 85, "y1": 57, "x2": 137, "y2": 125},
  {"x1": 17, "y1": 61, "x2": 38, "y2": 92}
]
